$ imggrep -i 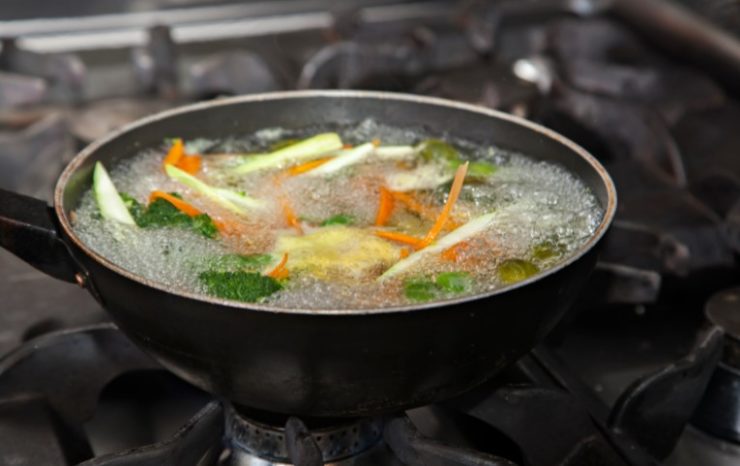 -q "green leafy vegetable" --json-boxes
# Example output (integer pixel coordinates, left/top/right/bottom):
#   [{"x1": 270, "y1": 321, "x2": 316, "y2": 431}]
[
  {"x1": 404, "y1": 272, "x2": 475, "y2": 302},
  {"x1": 199, "y1": 271, "x2": 282, "y2": 302},
  {"x1": 121, "y1": 193, "x2": 219, "y2": 239},
  {"x1": 417, "y1": 139, "x2": 497, "y2": 181},
  {"x1": 404, "y1": 279, "x2": 438, "y2": 302},
  {"x1": 419, "y1": 139, "x2": 461, "y2": 165},
  {"x1": 208, "y1": 254, "x2": 274, "y2": 272},
  {"x1": 120, "y1": 192, "x2": 144, "y2": 220},
  {"x1": 498, "y1": 259, "x2": 539, "y2": 284},
  {"x1": 436, "y1": 272, "x2": 473, "y2": 293},
  {"x1": 320, "y1": 214, "x2": 355, "y2": 226},
  {"x1": 192, "y1": 214, "x2": 219, "y2": 239},
  {"x1": 466, "y1": 161, "x2": 497, "y2": 178}
]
